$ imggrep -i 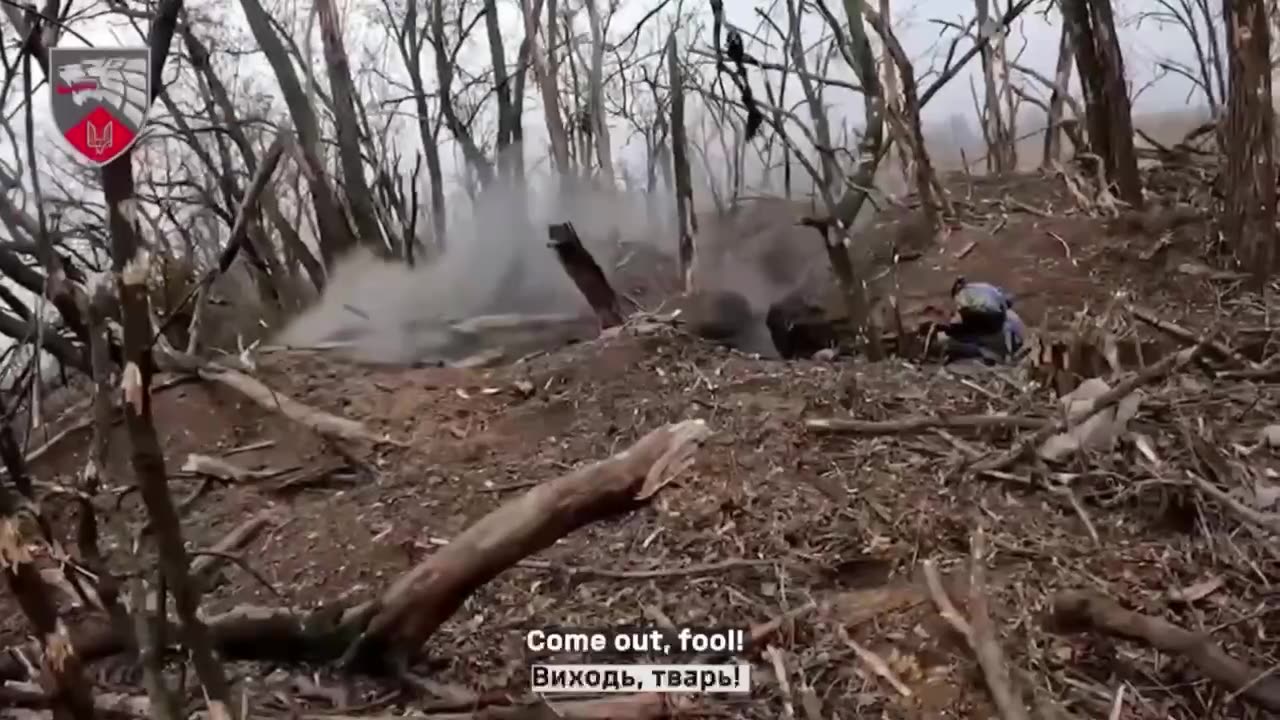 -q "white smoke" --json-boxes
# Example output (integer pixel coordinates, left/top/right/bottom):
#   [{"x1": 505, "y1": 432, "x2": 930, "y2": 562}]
[{"x1": 276, "y1": 178, "x2": 676, "y2": 365}]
